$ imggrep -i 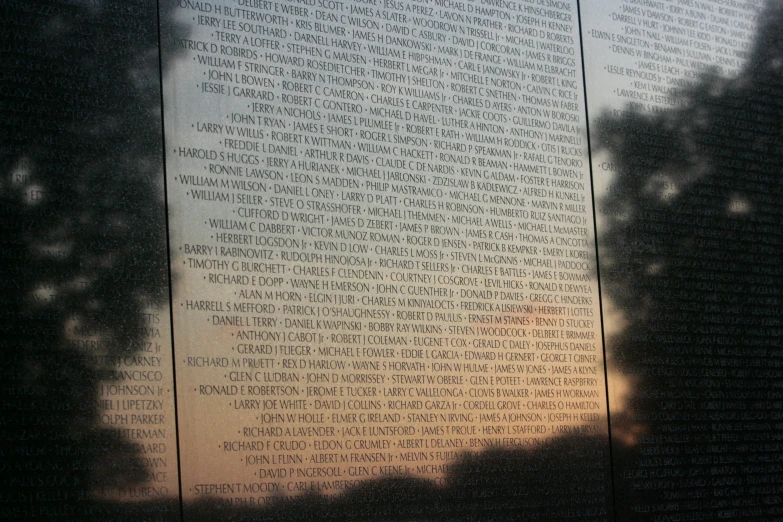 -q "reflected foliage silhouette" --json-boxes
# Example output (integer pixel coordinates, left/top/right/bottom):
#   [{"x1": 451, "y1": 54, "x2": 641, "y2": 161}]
[
  {"x1": 593, "y1": 0, "x2": 783, "y2": 519},
  {"x1": 178, "y1": 435, "x2": 610, "y2": 522},
  {"x1": 1, "y1": 1, "x2": 184, "y2": 520}
]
